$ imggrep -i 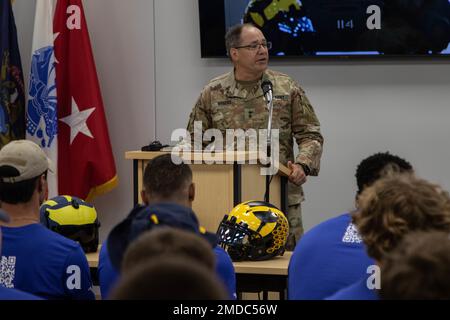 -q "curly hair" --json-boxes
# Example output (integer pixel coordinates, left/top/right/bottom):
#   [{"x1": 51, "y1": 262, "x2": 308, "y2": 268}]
[
  {"x1": 355, "y1": 152, "x2": 413, "y2": 195},
  {"x1": 353, "y1": 174, "x2": 450, "y2": 261},
  {"x1": 380, "y1": 230, "x2": 450, "y2": 300}
]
